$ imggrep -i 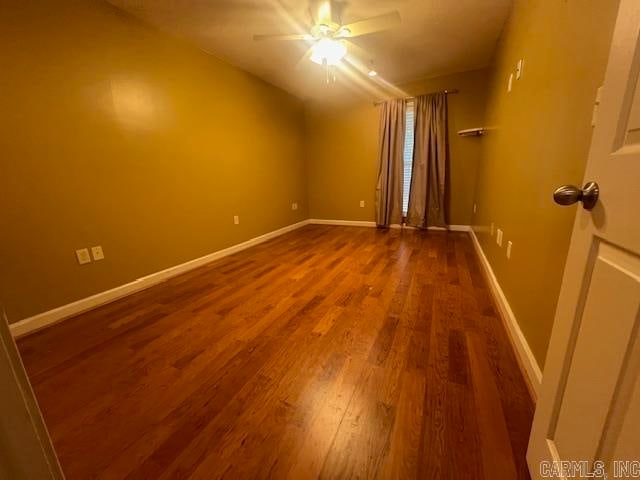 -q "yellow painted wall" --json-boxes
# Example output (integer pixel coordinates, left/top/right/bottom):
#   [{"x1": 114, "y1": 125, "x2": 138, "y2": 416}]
[
  {"x1": 0, "y1": 0, "x2": 622, "y2": 365},
  {"x1": 305, "y1": 69, "x2": 489, "y2": 224},
  {"x1": 0, "y1": 1, "x2": 307, "y2": 322},
  {"x1": 472, "y1": 0, "x2": 620, "y2": 367}
]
